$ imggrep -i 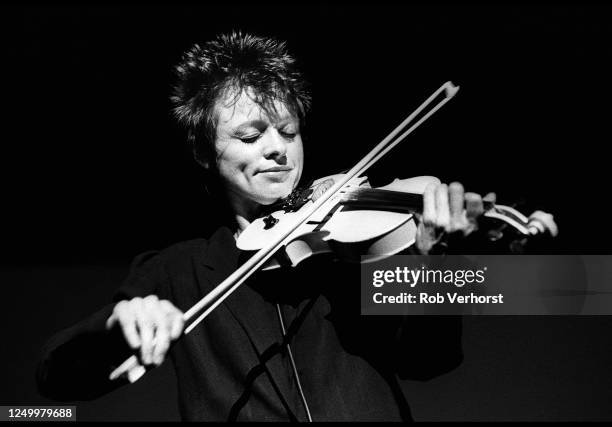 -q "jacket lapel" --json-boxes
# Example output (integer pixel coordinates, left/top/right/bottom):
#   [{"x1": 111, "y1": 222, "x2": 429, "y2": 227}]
[{"x1": 198, "y1": 227, "x2": 298, "y2": 417}]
